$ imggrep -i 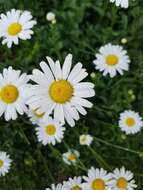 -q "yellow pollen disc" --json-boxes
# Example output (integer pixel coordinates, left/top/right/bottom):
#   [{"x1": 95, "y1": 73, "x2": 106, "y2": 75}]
[
  {"x1": 0, "y1": 84, "x2": 19, "y2": 104},
  {"x1": 45, "y1": 124, "x2": 56, "y2": 136},
  {"x1": 71, "y1": 186, "x2": 82, "y2": 190},
  {"x1": 8, "y1": 22, "x2": 22, "y2": 36},
  {"x1": 106, "y1": 54, "x2": 119, "y2": 66},
  {"x1": 0, "y1": 160, "x2": 4, "y2": 168},
  {"x1": 33, "y1": 110, "x2": 45, "y2": 118},
  {"x1": 68, "y1": 154, "x2": 77, "y2": 161},
  {"x1": 126, "y1": 117, "x2": 135, "y2": 127},
  {"x1": 49, "y1": 80, "x2": 73, "y2": 104},
  {"x1": 117, "y1": 177, "x2": 128, "y2": 189},
  {"x1": 91, "y1": 179, "x2": 105, "y2": 190}
]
